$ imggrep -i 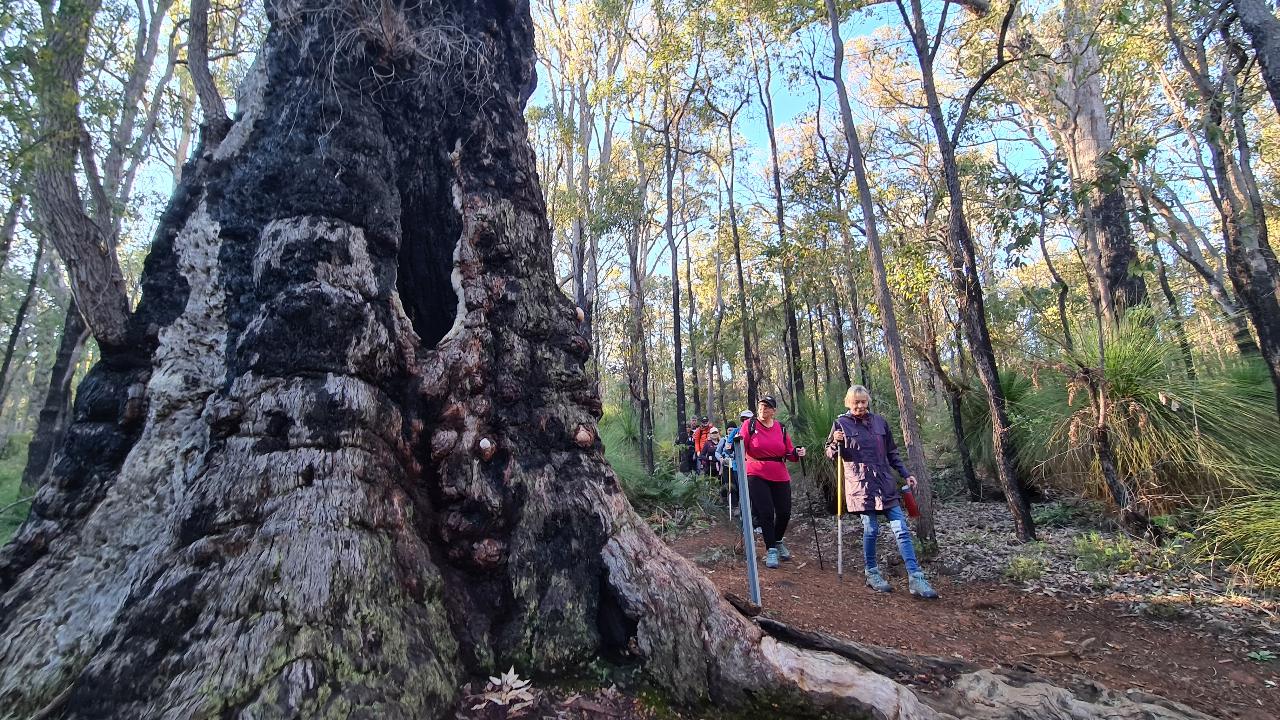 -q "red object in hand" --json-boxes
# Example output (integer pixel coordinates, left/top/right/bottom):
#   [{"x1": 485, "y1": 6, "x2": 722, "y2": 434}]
[{"x1": 901, "y1": 486, "x2": 921, "y2": 518}]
